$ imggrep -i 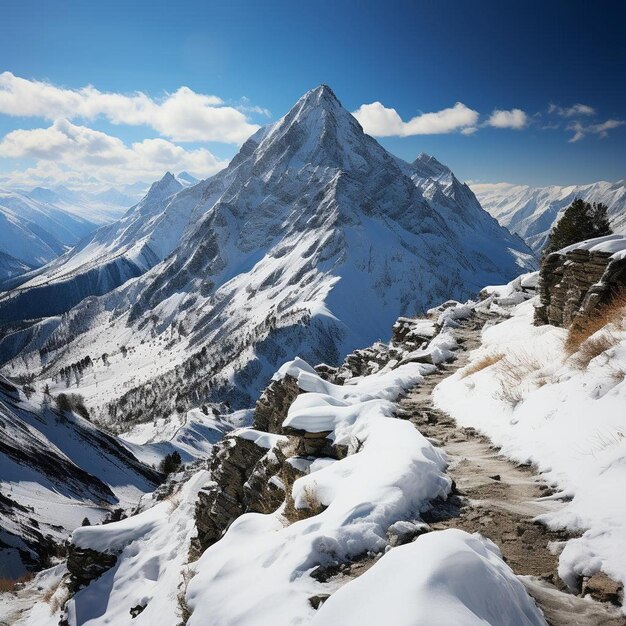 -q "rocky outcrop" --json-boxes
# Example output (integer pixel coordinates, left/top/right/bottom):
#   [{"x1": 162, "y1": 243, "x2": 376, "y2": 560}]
[
  {"x1": 253, "y1": 374, "x2": 302, "y2": 434},
  {"x1": 66, "y1": 544, "x2": 117, "y2": 591},
  {"x1": 192, "y1": 308, "x2": 451, "y2": 556},
  {"x1": 335, "y1": 342, "x2": 398, "y2": 381},
  {"x1": 194, "y1": 430, "x2": 288, "y2": 551},
  {"x1": 535, "y1": 248, "x2": 626, "y2": 327}
]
